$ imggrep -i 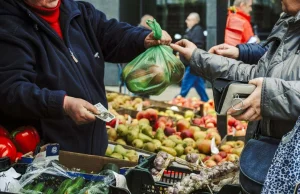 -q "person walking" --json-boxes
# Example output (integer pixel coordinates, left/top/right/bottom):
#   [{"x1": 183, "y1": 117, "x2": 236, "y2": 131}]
[{"x1": 178, "y1": 12, "x2": 208, "y2": 102}]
